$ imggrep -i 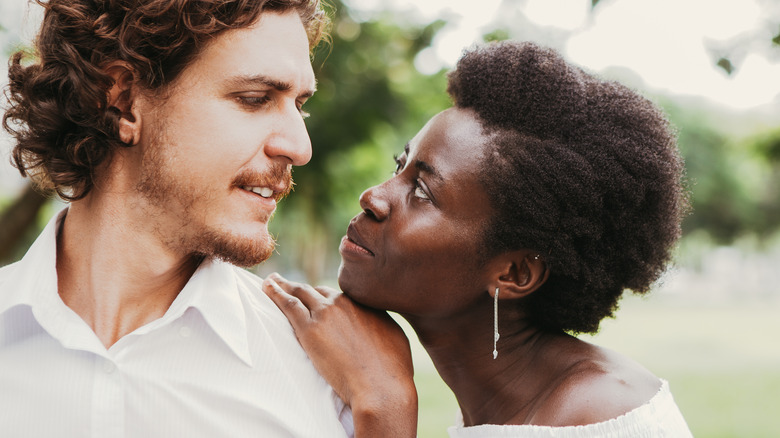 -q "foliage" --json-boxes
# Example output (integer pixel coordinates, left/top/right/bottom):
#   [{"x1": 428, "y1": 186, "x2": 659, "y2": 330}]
[
  {"x1": 415, "y1": 297, "x2": 780, "y2": 437},
  {"x1": 266, "y1": 0, "x2": 451, "y2": 281},
  {"x1": 270, "y1": 1, "x2": 779, "y2": 281},
  {"x1": 2, "y1": 0, "x2": 779, "y2": 272},
  {"x1": 704, "y1": 0, "x2": 780, "y2": 76},
  {"x1": 658, "y1": 97, "x2": 780, "y2": 243}
]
